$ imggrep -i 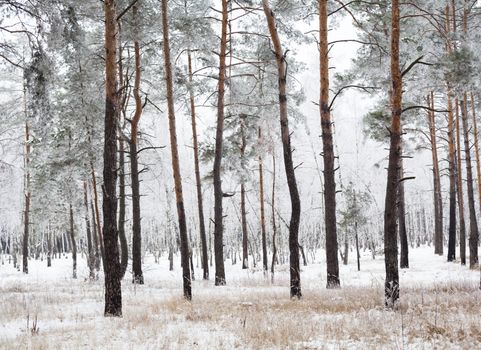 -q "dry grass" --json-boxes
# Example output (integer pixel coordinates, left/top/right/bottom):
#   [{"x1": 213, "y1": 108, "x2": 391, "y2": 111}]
[
  {"x1": 0, "y1": 271, "x2": 480, "y2": 349},
  {"x1": 156, "y1": 284, "x2": 481, "y2": 349}
]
